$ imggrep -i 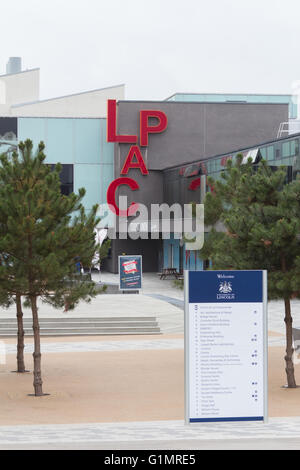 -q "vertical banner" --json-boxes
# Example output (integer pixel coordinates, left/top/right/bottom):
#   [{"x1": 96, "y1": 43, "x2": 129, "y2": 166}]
[
  {"x1": 184, "y1": 270, "x2": 268, "y2": 423},
  {"x1": 119, "y1": 255, "x2": 142, "y2": 291}
]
